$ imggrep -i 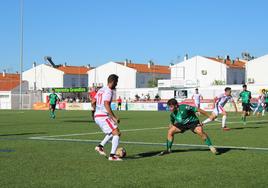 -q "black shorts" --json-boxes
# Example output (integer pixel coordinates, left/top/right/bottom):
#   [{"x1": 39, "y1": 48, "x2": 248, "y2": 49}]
[
  {"x1": 174, "y1": 120, "x2": 200, "y2": 133},
  {"x1": 50, "y1": 104, "x2": 56, "y2": 110},
  {"x1": 118, "y1": 103, "x2": 122, "y2": 106},
  {"x1": 242, "y1": 103, "x2": 251, "y2": 112}
]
